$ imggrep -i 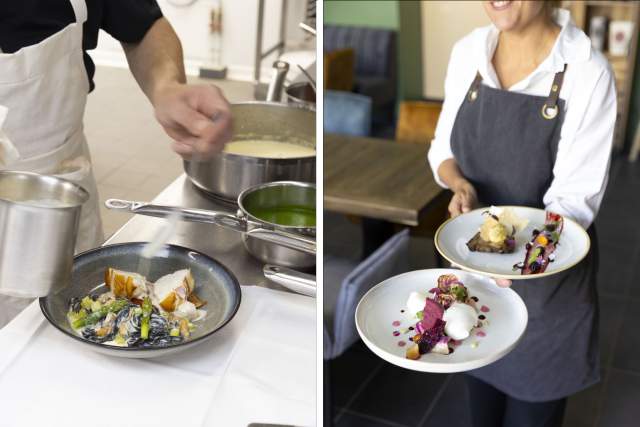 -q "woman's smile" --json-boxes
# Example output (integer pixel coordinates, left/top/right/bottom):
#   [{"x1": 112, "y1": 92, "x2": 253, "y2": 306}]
[{"x1": 489, "y1": 1, "x2": 513, "y2": 11}]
